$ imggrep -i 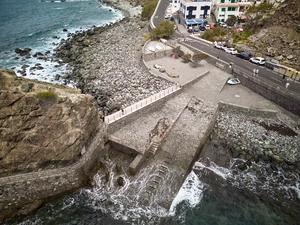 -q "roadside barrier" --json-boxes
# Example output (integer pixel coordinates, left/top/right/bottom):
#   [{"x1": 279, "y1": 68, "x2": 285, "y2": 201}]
[{"x1": 104, "y1": 84, "x2": 180, "y2": 124}]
